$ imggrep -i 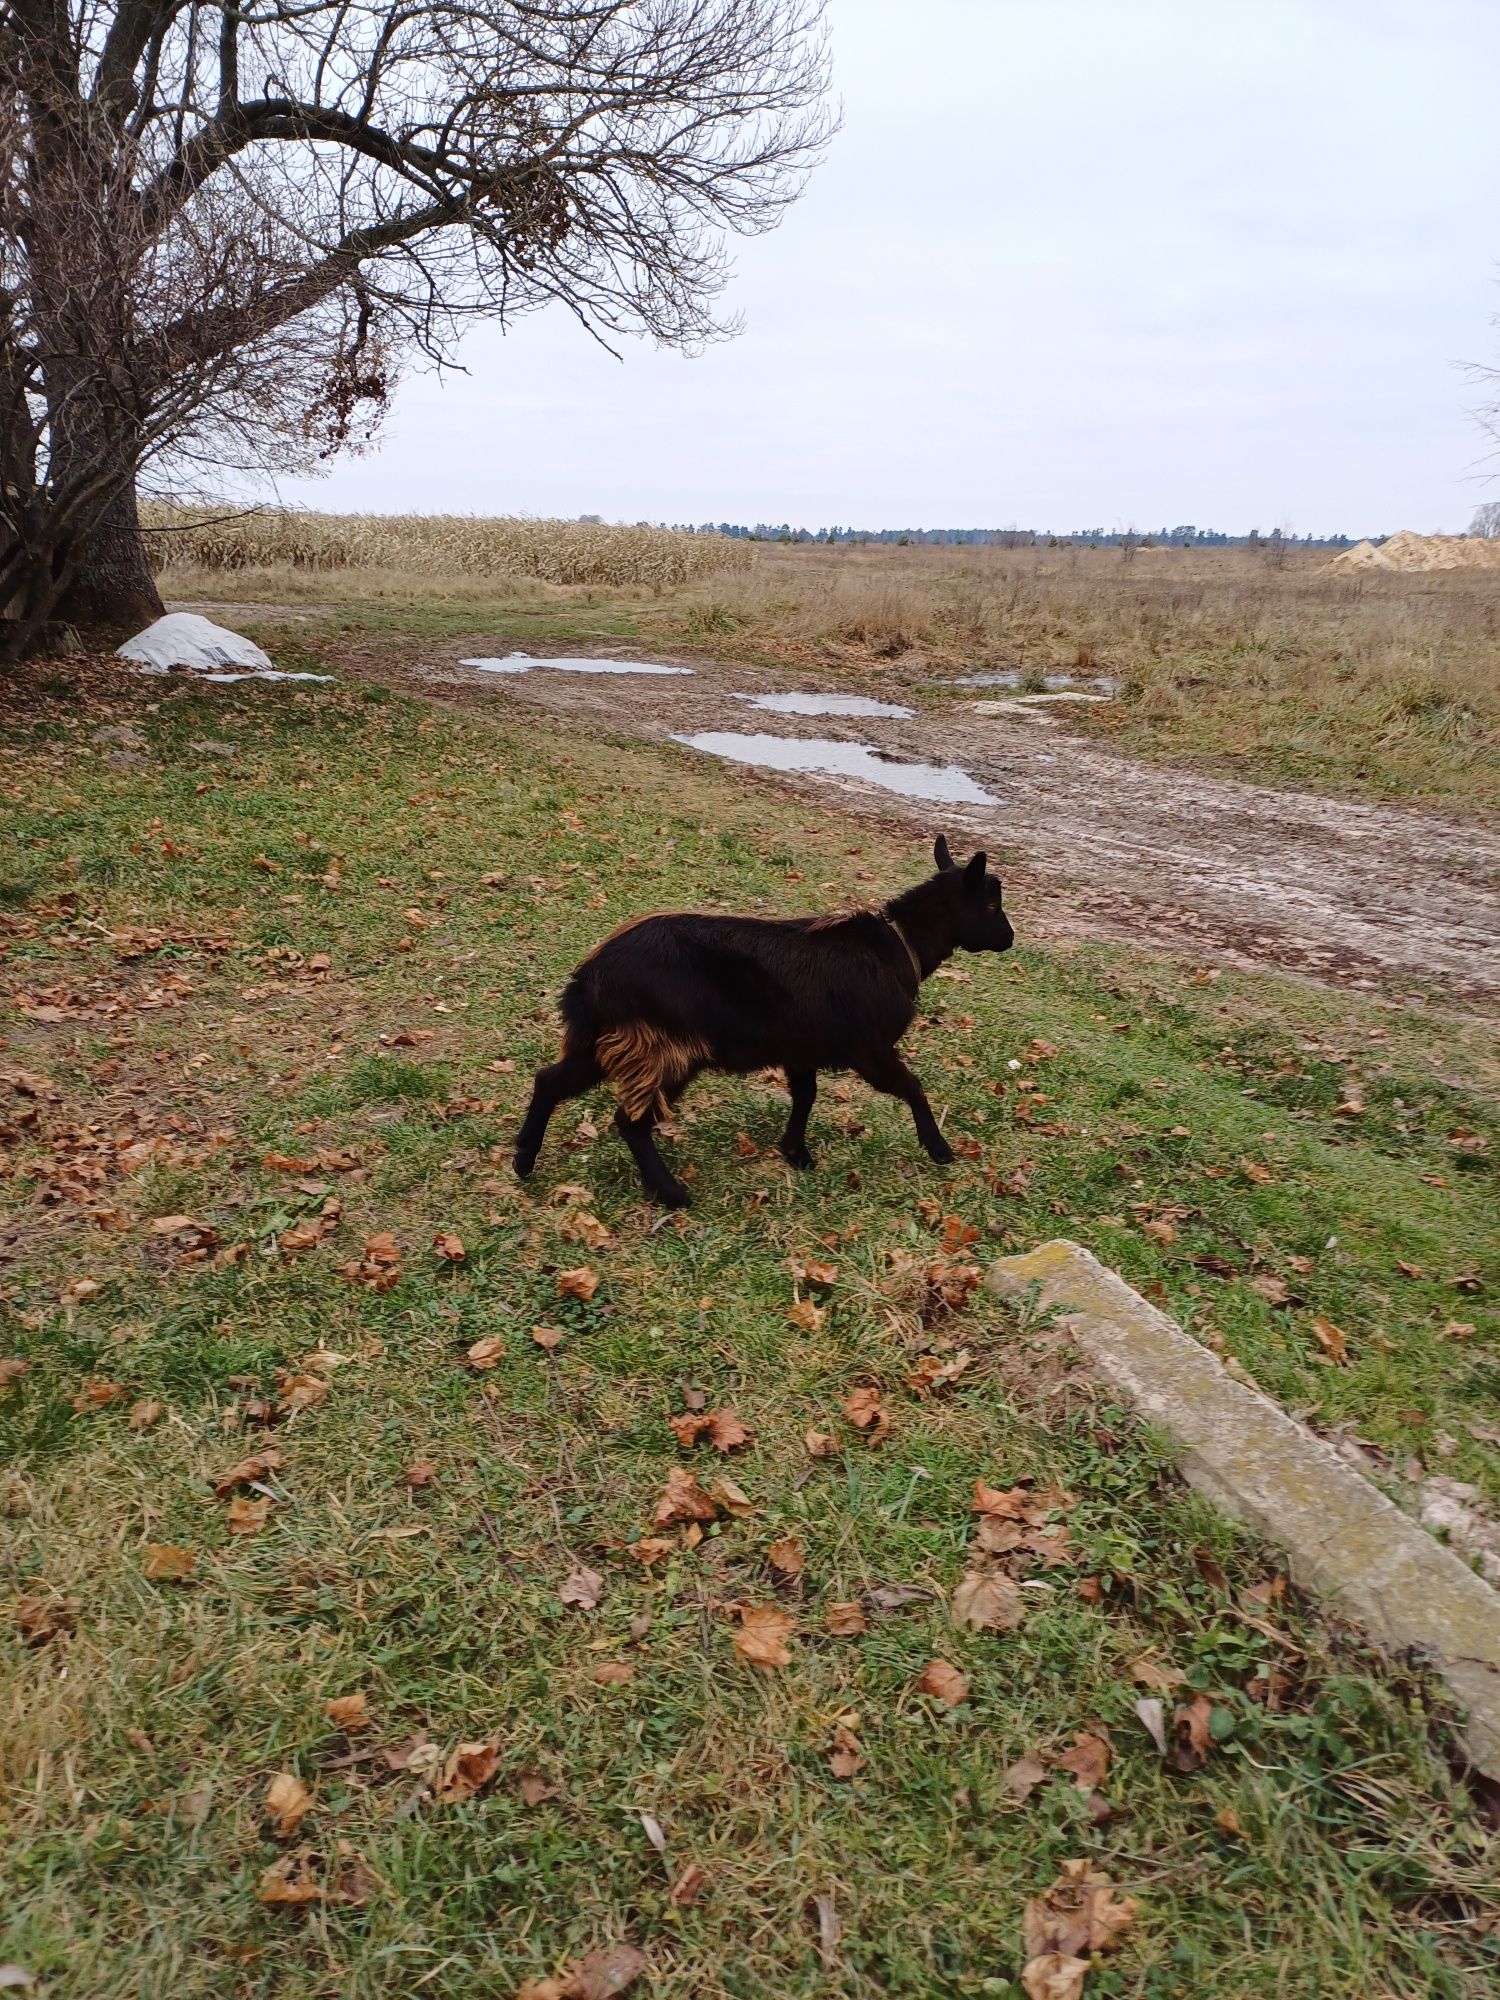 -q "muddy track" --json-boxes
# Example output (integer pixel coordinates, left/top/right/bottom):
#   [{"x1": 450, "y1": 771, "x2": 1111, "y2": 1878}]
[{"x1": 338, "y1": 636, "x2": 1500, "y2": 1011}]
